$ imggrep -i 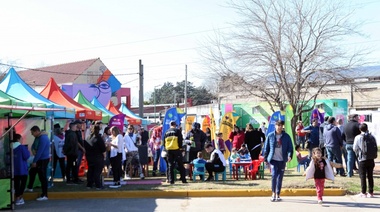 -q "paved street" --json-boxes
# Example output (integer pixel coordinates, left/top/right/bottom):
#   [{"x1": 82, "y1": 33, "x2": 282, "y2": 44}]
[{"x1": 11, "y1": 196, "x2": 379, "y2": 212}]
